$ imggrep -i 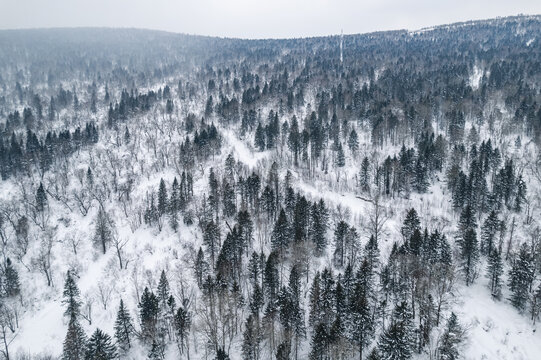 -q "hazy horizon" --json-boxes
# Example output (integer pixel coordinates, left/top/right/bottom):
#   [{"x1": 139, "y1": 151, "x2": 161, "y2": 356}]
[{"x1": 1, "y1": 0, "x2": 540, "y2": 39}]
